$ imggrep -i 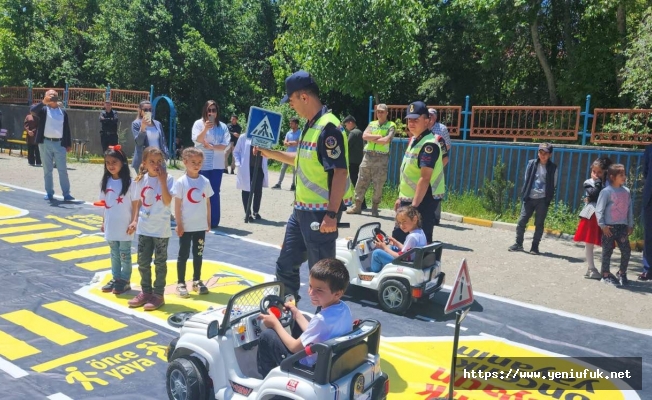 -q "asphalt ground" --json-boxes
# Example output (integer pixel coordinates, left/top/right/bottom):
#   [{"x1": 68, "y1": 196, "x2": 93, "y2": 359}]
[{"x1": 0, "y1": 181, "x2": 648, "y2": 399}]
